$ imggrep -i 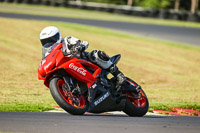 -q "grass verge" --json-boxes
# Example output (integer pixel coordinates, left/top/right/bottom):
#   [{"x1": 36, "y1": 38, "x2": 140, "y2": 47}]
[
  {"x1": 0, "y1": 3, "x2": 200, "y2": 28},
  {"x1": 0, "y1": 17, "x2": 200, "y2": 112}
]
